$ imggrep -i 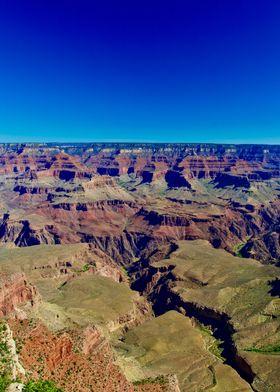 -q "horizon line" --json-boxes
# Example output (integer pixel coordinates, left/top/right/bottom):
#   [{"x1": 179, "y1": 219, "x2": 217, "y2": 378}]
[{"x1": 0, "y1": 141, "x2": 280, "y2": 146}]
